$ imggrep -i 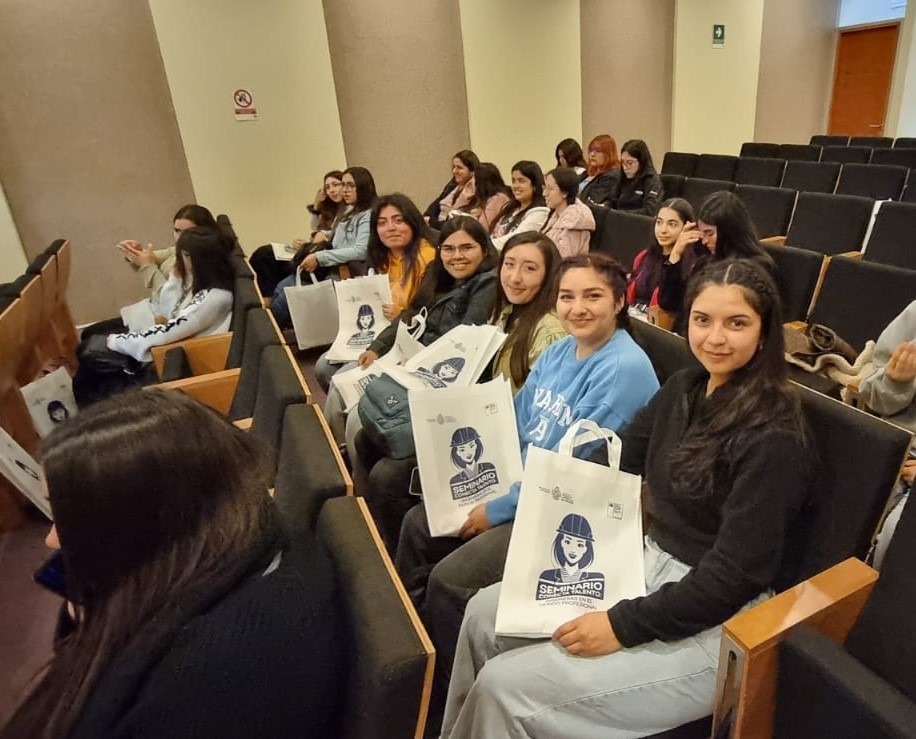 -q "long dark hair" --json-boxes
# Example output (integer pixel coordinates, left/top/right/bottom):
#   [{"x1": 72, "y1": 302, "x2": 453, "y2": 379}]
[
  {"x1": 494, "y1": 161, "x2": 546, "y2": 234},
  {"x1": 175, "y1": 227, "x2": 235, "y2": 293},
  {"x1": 620, "y1": 139, "x2": 656, "y2": 178},
  {"x1": 669, "y1": 259, "x2": 806, "y2": 498},
  {"x1": 632, "y1": 198, "x2": 695, "y2": 301},
  {"x1": 696, "y1": 191, "x2": 770, "y2": 263},
  {"x1": 173, "y1": 204, "x2": 217, "y2": 229},
  {"x1": 556, "y1": 252, "x2": 631, "y2": 334},
  {"x1": 366, "y1": 193, "x2": 430, "y2": 287},
  {"x1": 408, "y1": 216, "x2": 498, "y2": 312},
  {"x1": 491, "y1": 232, "x2": 562, "y2": 387},
  {"x1": 2, "y1": 390, "x2": 279, "y2": 739},
  {"x1": 343, "y1": 166, "x2": 378, "y2": 215},
  {"x1": 467, "y1": 162, "x2": 508, "y2": 216},
  {"x1": 313, "y1": 170, "x2": 346, "y2": 230},
  {"x1": 453, "y1": 149, "x2": 480, "y2": 175},
  {"x1": 555, "y1": 138, "x2": 586, "y2": 170}
]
